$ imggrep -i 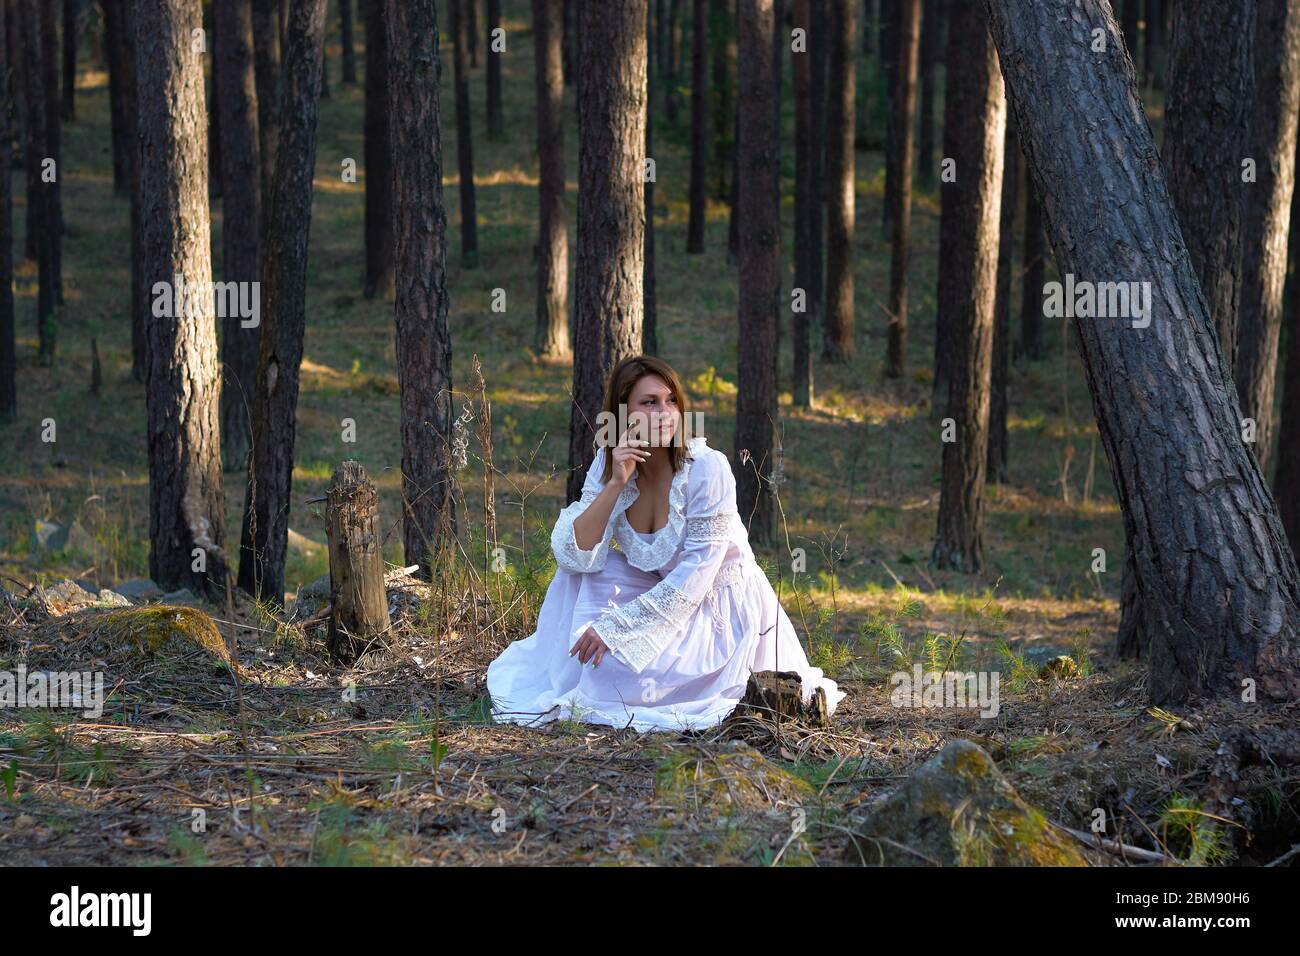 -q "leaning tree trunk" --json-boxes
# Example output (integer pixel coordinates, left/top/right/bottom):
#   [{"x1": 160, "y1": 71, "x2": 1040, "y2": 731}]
[
  {"x1": 1162, "y1": 0, "x2": 1253, "y2": 370},
  {"x1": 533, "y1": 0, "x2": 569, "y2": 359},
  {"x1": 822, "y1": 0, "x2": 854, "y2": 363},
  {"x1": 1235, "y1": 0, "x2": 1300, "y2": 478},
  {"x1": 884, "y1": 0, "x2": 919, "y2": 379},
  {"x1": 566, "y1": 0, "x2": 646, "y2": 505},
  {"x1": 135, "y1": 0, "x2": 228, "y2": 598},
  {"x1": 735, "y1": 0, "x2": 778, "y2": 544},
  {"x1": 486, "y1": 0, "x2": 503, "y2": 136},
  {"x1": 251, "y1": 0, "x2": 281, "y2": 223},
  {"x1": 388, "y1": 0, "x2": 456, "y2": 576},
  {"x1": 686, "y1": 0, "x2": 707, "y2": 253},
  {"x1": 0, "y1": 0, "x2": 13, "y2": 423},
  {"x1": 362, "y1": 0, "x2": 392, "y2": 297},
  {"x1": 215, "y1": 0, "x2": 261, "y2": 474},
  {"x1": 931, "y1": 0, "x2": 1004, "y2": 574},
  {"x1": 983, "y1": 0, "x2": 1300, "y2": 704},
  {"x1": 237, "y1": 0, "x2": 327, "y2": 605},
  {"x1": 450, "y1": 0, "x2": 479, "y2": 268},
  {"x1": 791, "y1": 0, "x2": 819, "y2": 407},
  {"x1": 988, "y1": 121, "x2": 1017, "y2": 484}
]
